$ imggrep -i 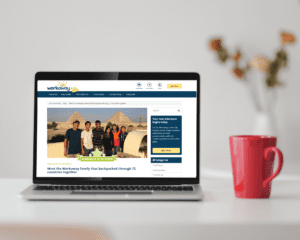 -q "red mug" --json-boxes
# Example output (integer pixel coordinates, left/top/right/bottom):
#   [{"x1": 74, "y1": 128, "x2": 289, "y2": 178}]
[{"x1": 229, "y1": 135, "x2": 283, "y2": 199}]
